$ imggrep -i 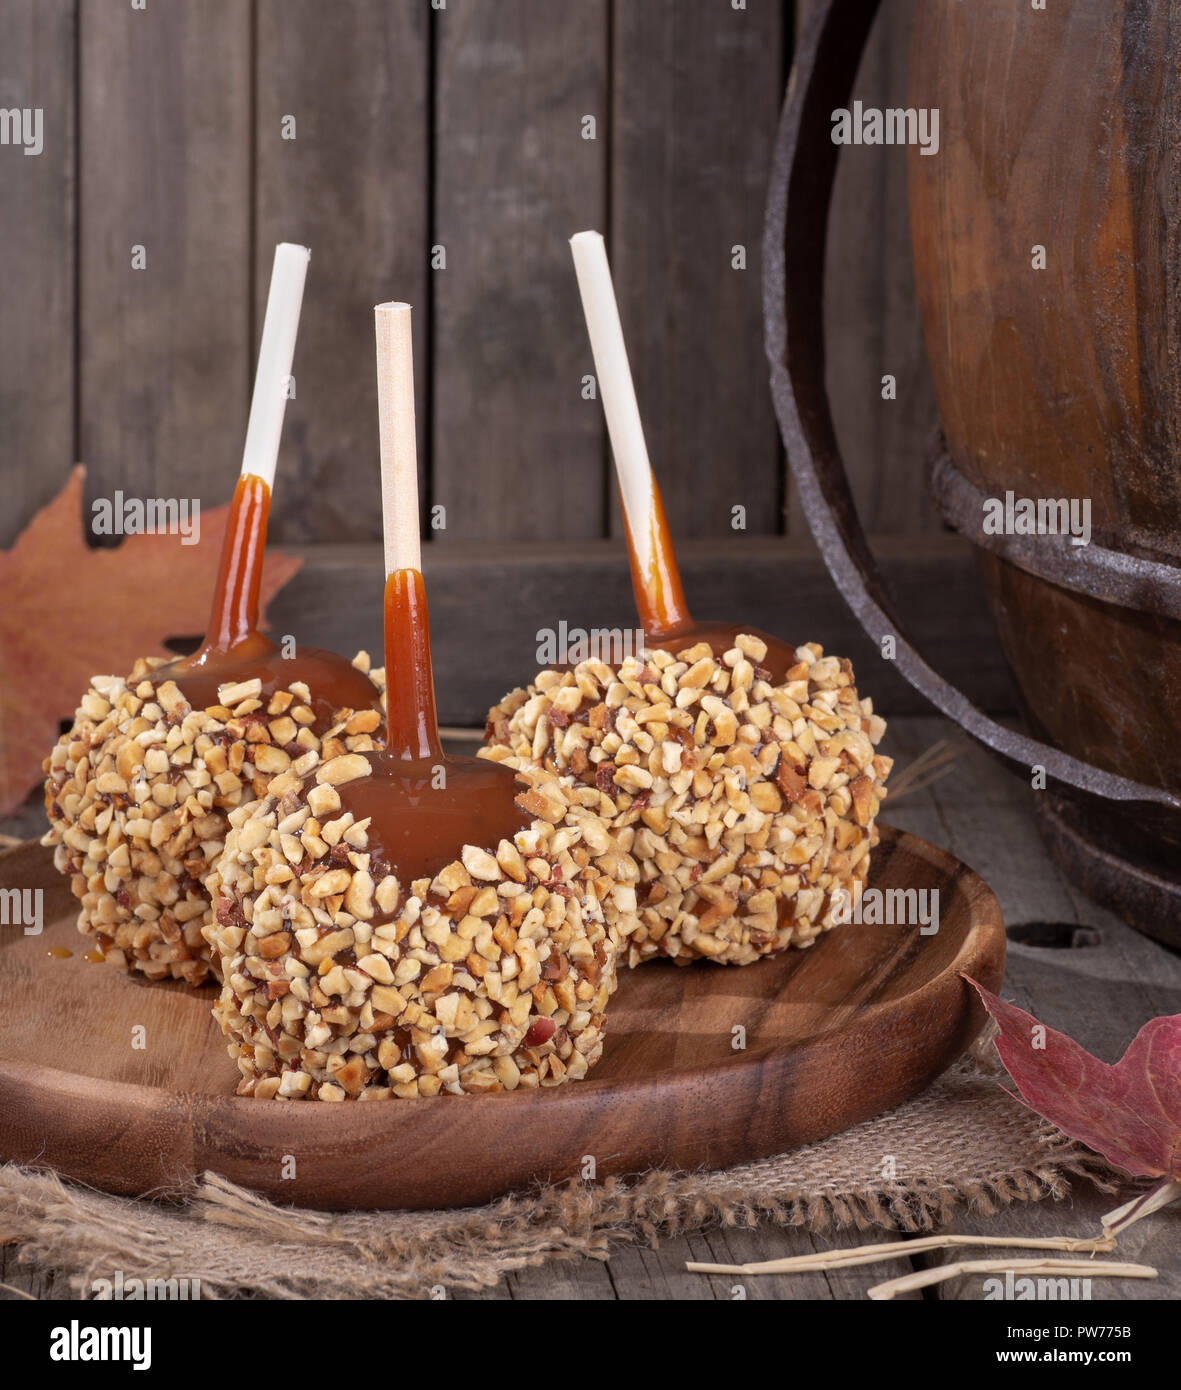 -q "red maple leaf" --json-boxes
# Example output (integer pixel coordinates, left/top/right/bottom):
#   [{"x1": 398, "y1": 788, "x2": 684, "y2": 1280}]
[
  {"x1": 0, "y1": 466, "x2": 301, "y2": 814},
  {"x1": 965, "y1": 975, "x2": 1181, "y2": 1181}
]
